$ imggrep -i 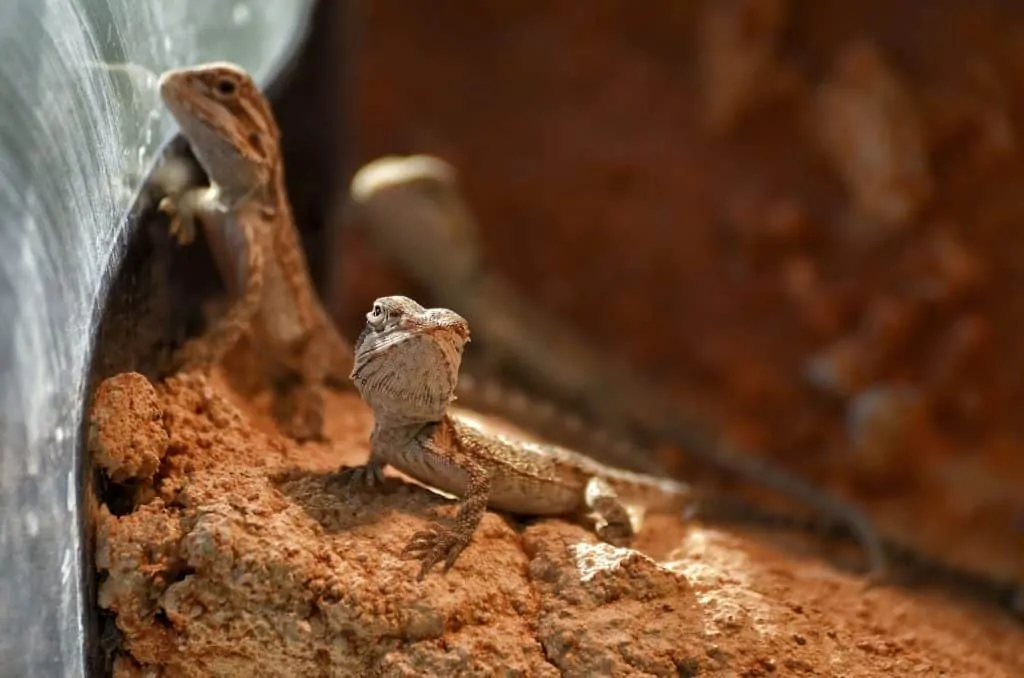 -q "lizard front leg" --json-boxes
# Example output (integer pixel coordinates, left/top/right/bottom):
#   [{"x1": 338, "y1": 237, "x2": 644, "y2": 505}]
[
  {"x1": 159, "y1": 185, "x2": 215, "y2": 246},
  {"x1": 400, "y1": 431, "x2": 491, "y2": 580},
  {"x1": 333, "y1": 454, "x2": 388, "y2": 489}
]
